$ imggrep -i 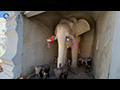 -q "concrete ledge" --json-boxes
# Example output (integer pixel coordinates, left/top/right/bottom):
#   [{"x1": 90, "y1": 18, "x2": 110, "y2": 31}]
[
  {"x1": 0, "y1": 72, "x2": 11, "y2": 79},
  {"x1": 24, "y1": 11, "x2": 46, "y2": 18}
]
